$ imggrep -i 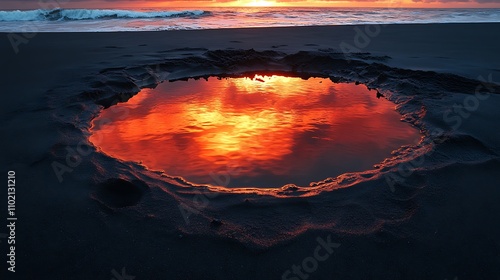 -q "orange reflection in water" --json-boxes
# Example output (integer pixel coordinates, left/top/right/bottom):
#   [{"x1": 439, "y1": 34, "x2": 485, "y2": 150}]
[{"x1": 90, "y1": 75, "x2": 420, "y2": 188}]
